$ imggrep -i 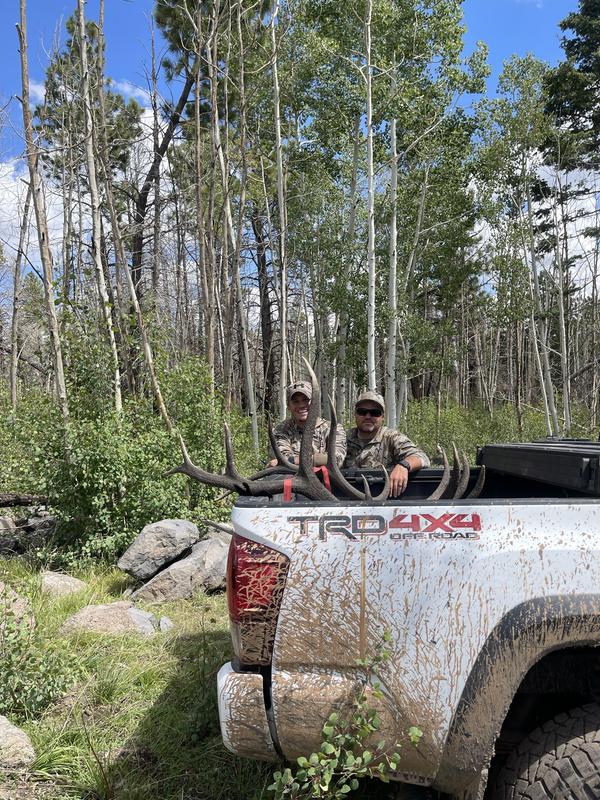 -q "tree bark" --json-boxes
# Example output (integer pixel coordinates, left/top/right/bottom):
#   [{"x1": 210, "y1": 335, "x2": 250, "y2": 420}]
[
  {"x1": 10, "y1": 182, "x2": 32, "y2": 411},
  {"x1": 78, "y1": 0, "x2": 122, "y2": 414},
  {"x1": 17, "y1": 3, "x2": 70, "y2": 437}
]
